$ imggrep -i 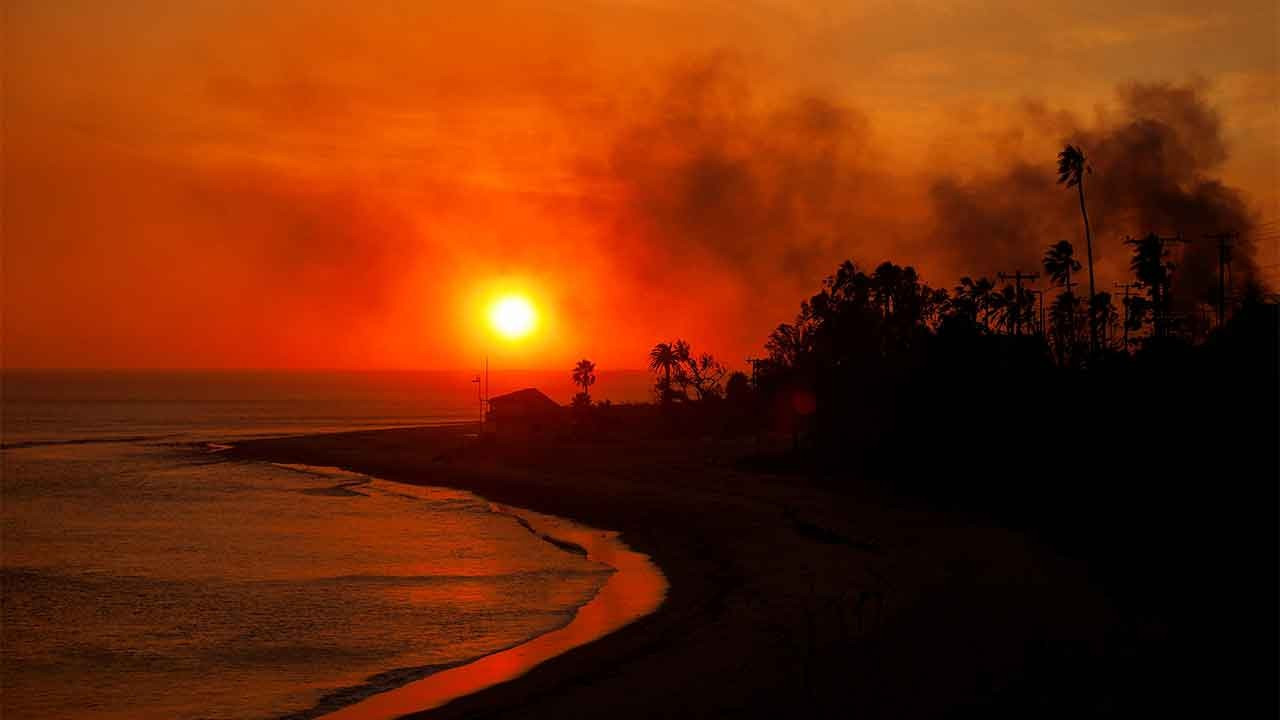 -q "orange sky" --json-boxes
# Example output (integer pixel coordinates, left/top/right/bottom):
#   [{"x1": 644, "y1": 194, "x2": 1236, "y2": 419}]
[{"x1": 5, "y1": 1, "x2": 1278, "y2": 370}]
